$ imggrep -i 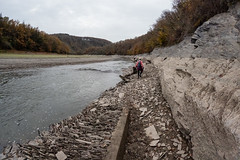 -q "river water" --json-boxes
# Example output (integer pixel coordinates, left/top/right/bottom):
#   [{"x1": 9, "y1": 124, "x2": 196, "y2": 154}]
[{"x1": 0, "y1": 60, "x2": 132, "y2": 151}]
